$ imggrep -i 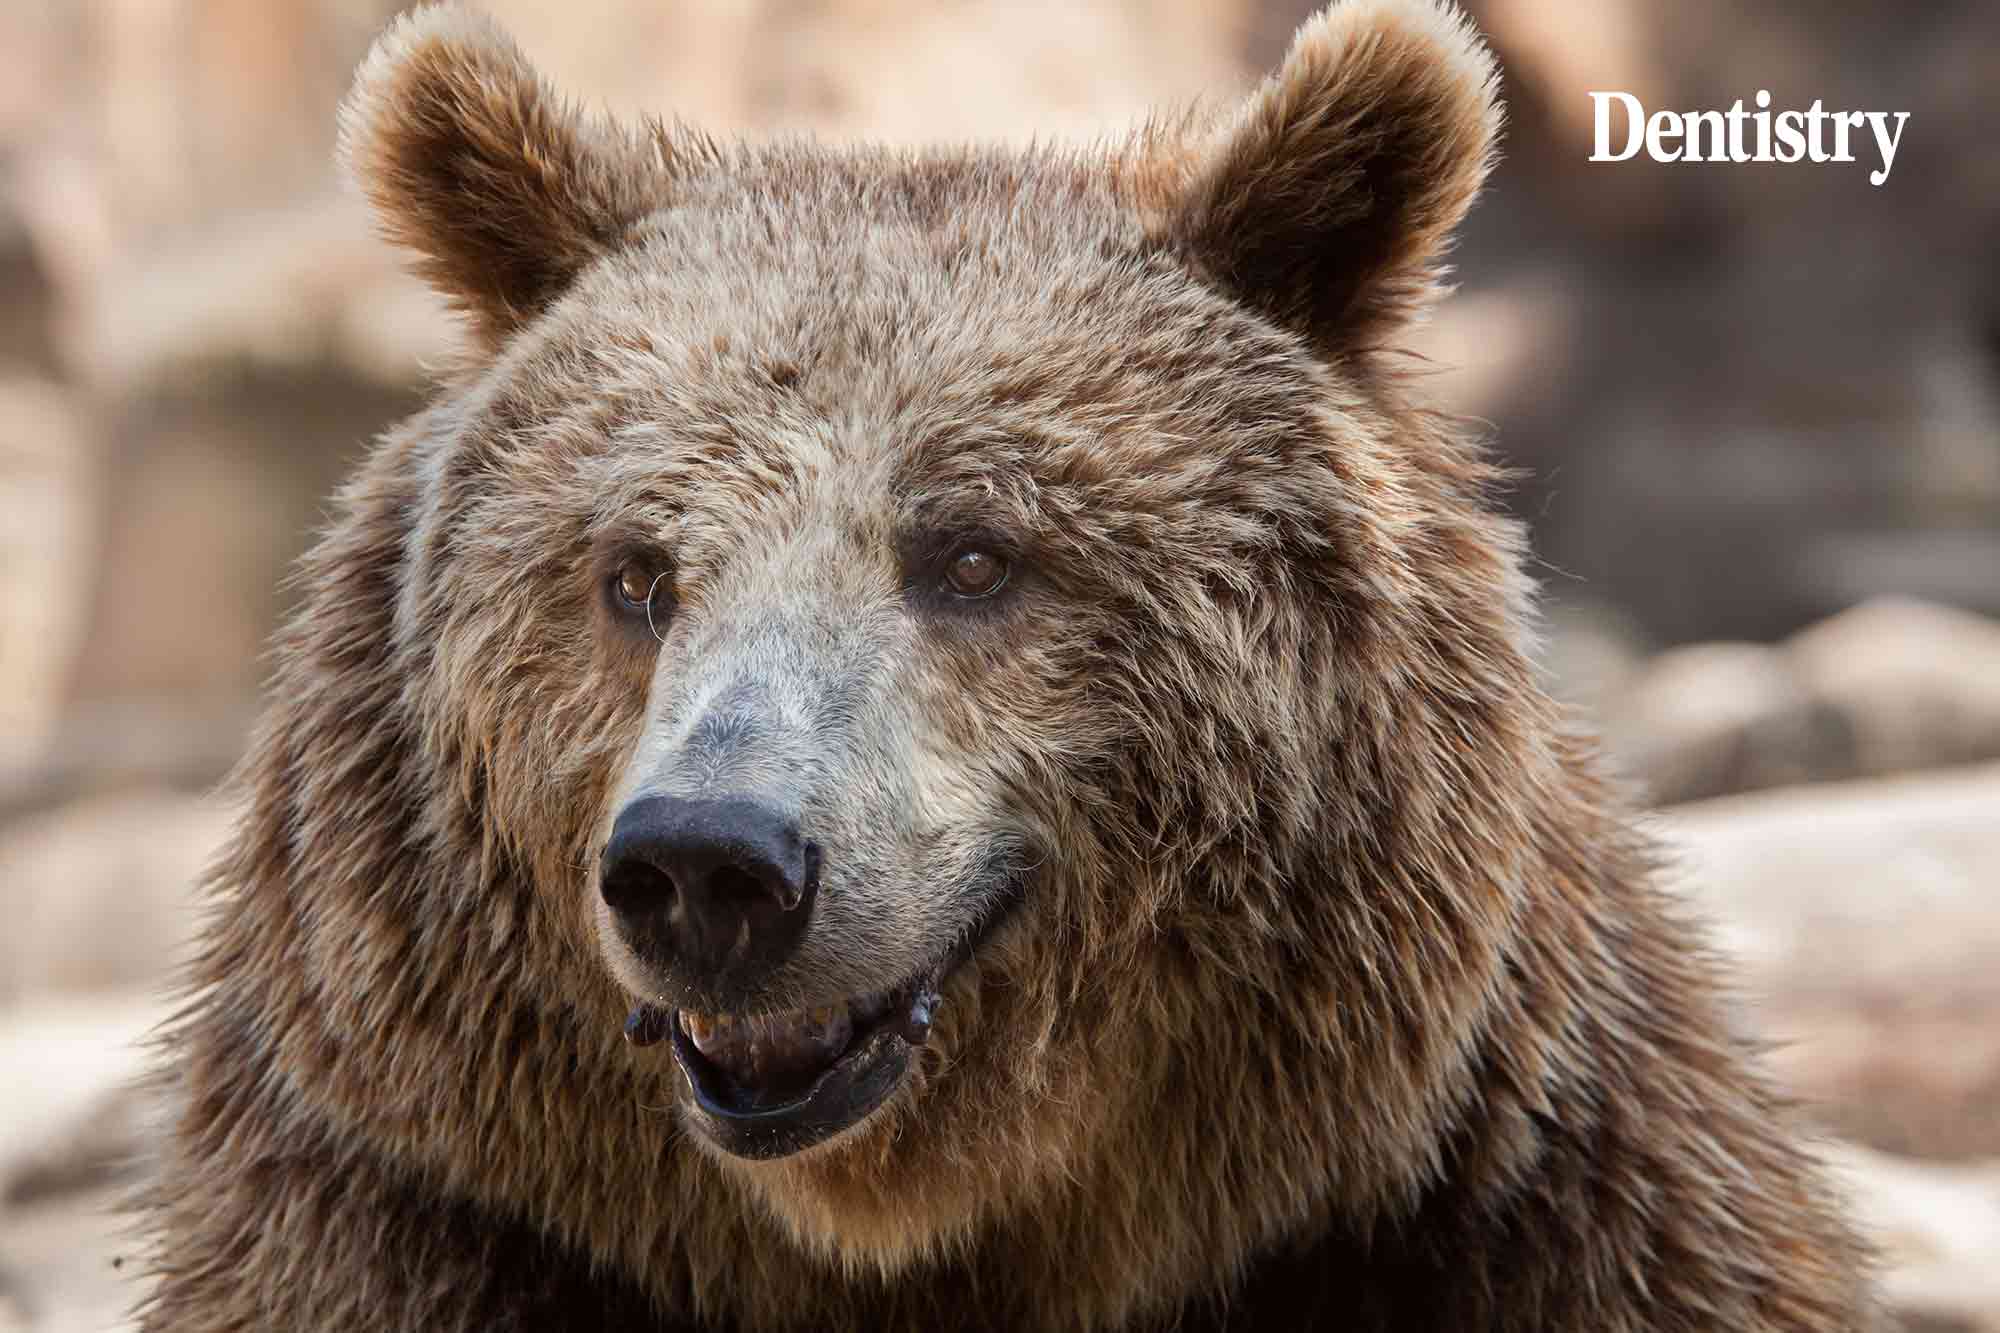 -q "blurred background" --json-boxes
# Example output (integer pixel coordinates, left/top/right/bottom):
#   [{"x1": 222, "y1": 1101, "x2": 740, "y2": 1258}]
[{"x1": 1, "y1": 1, "x2": 1996, "y2": 1329}]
